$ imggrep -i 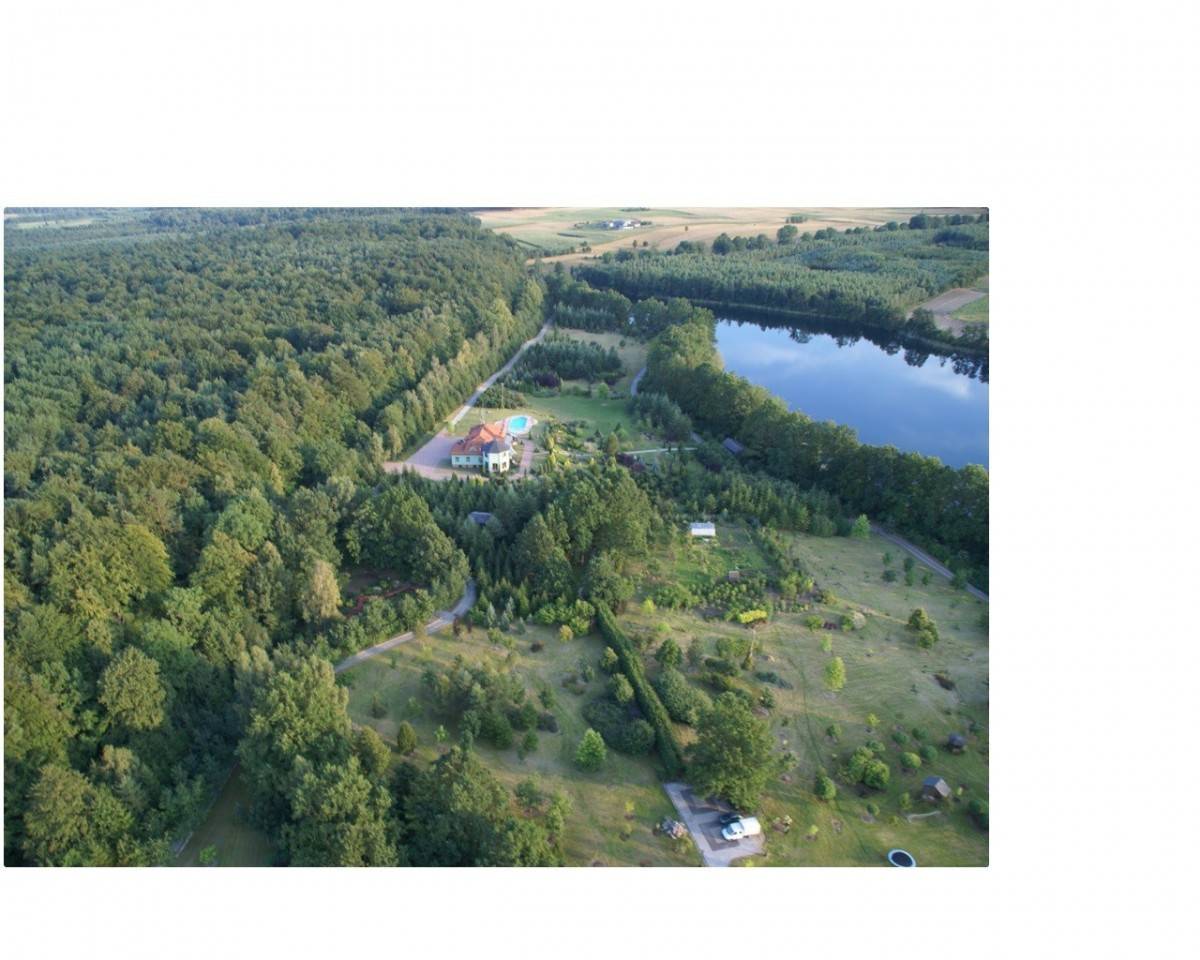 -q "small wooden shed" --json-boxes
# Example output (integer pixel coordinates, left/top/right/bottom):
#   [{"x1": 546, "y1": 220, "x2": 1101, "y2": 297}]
[{"x1": 922, "y1": 776, "x2": 951, "y2": 802}]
